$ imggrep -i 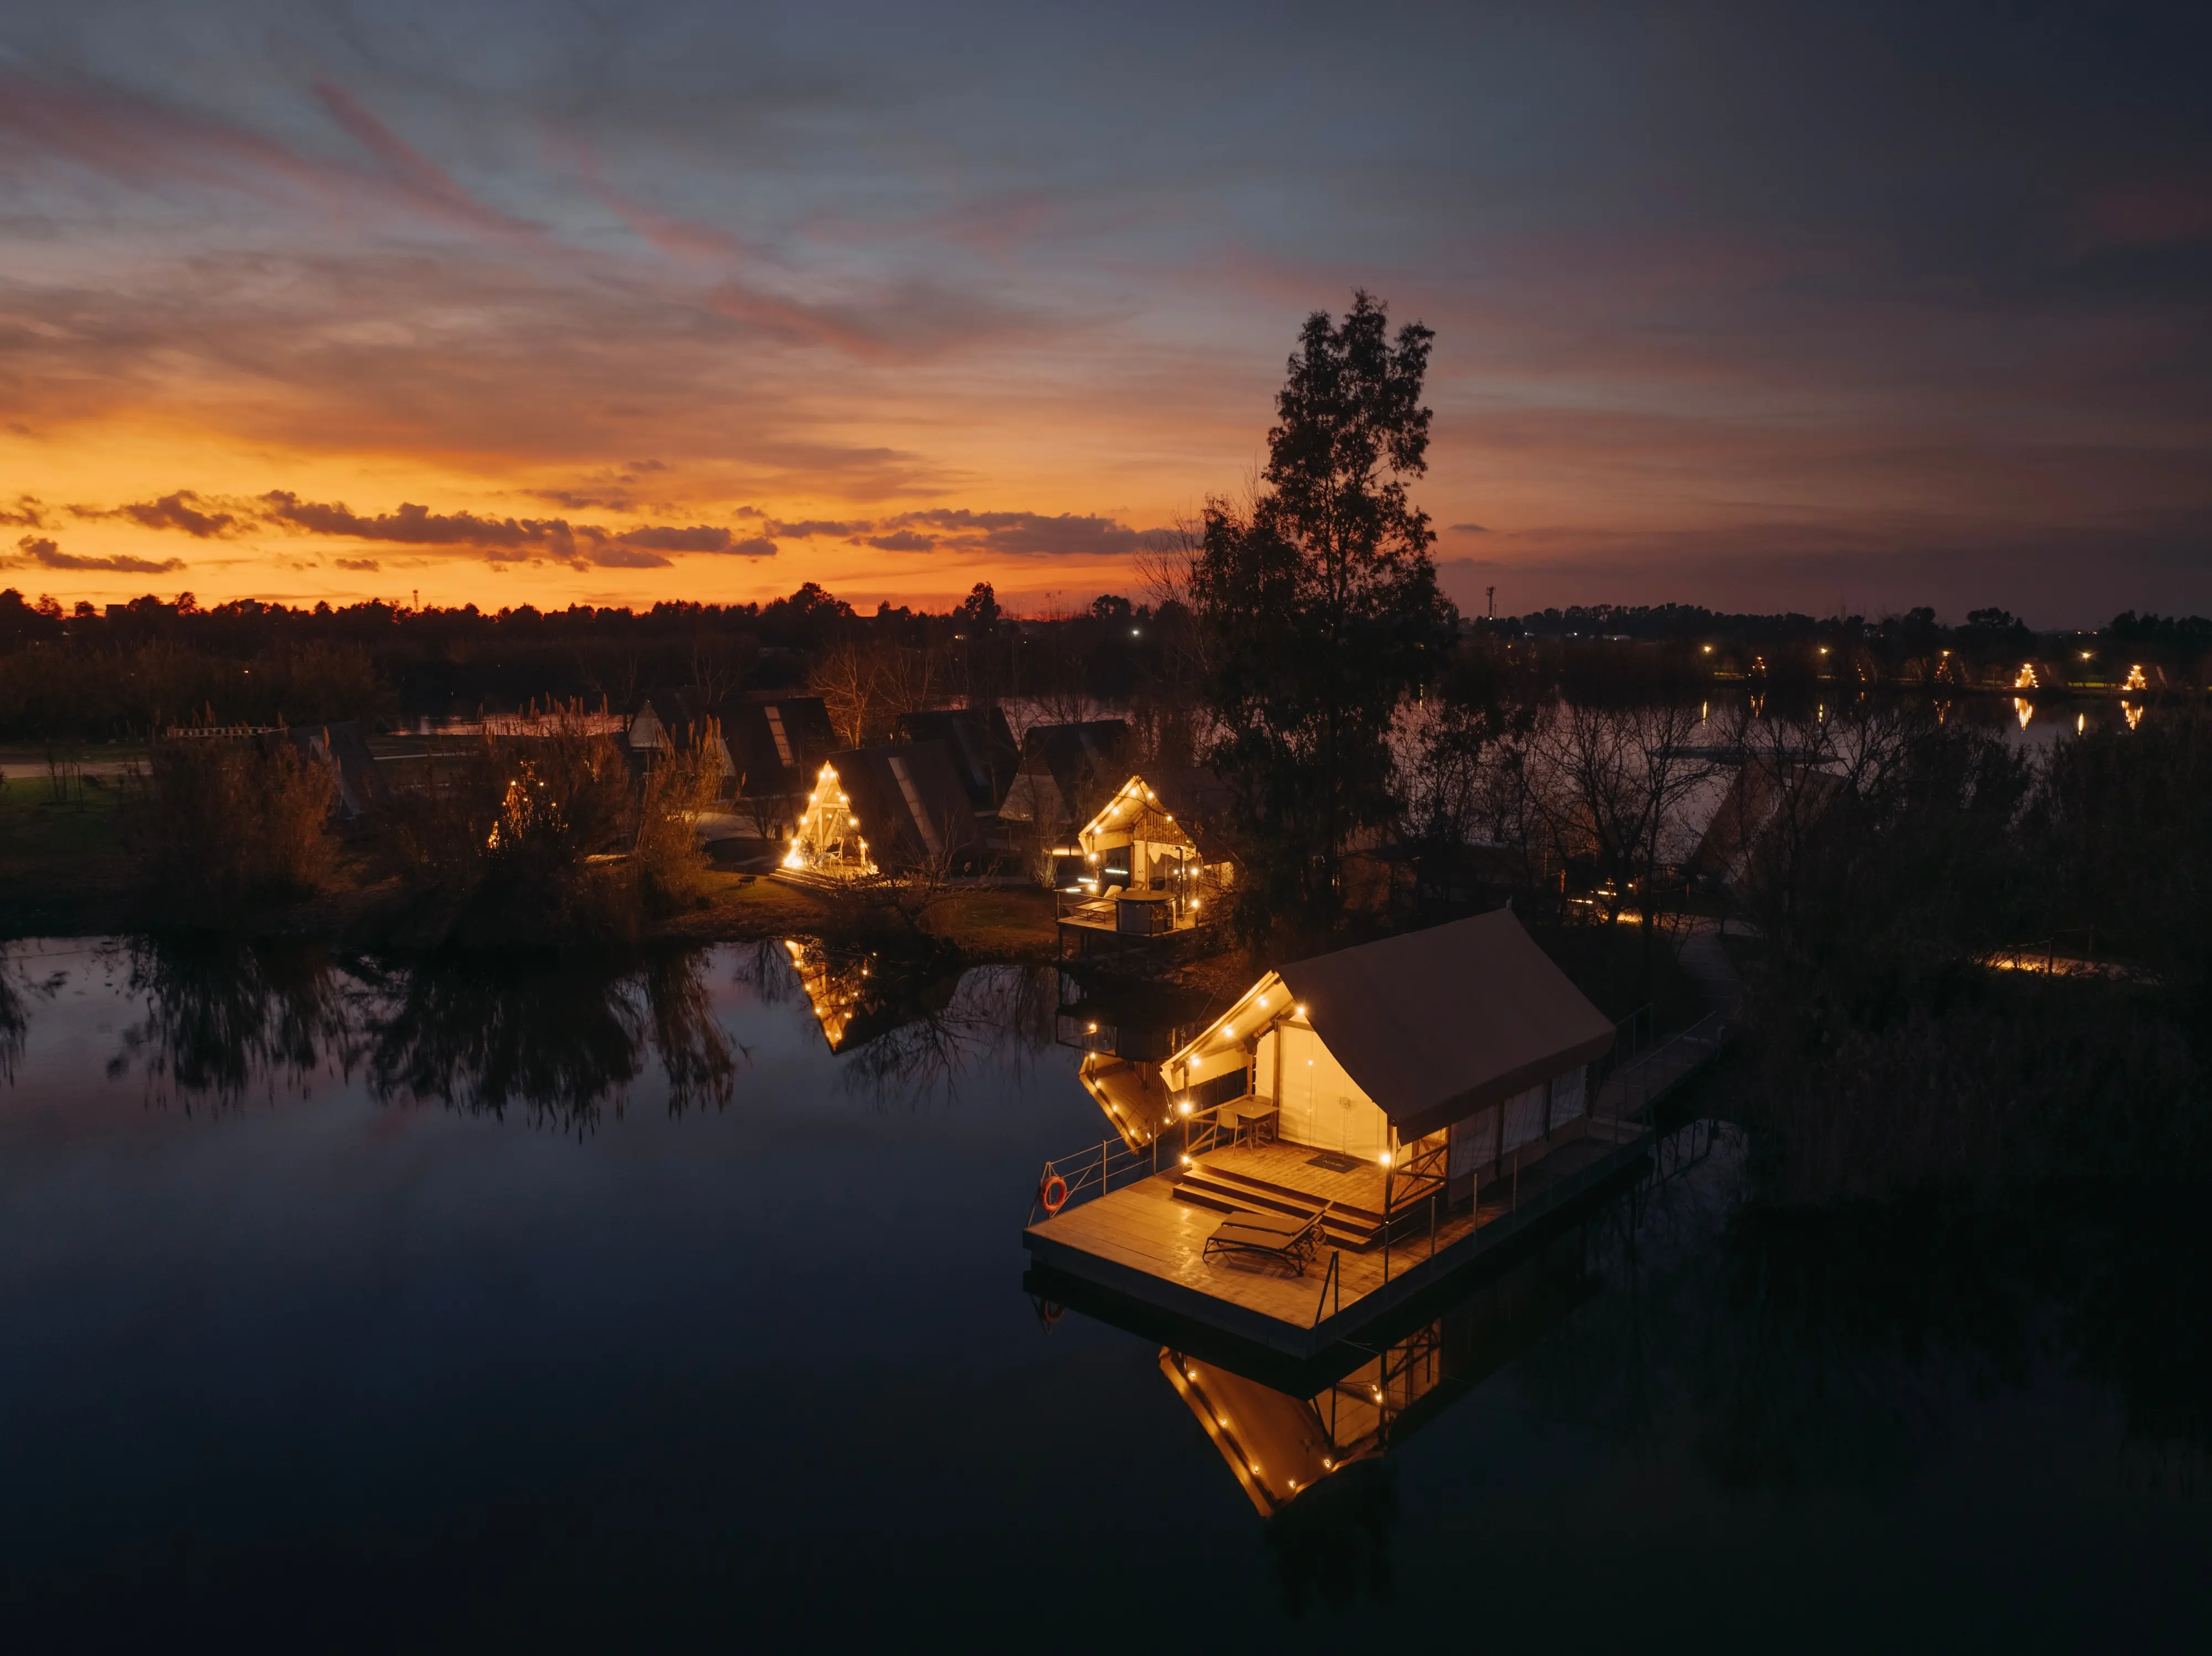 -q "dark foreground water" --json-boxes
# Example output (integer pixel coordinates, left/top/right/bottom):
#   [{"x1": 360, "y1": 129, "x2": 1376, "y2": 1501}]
[{"x1": 2, "y1": 939, "x2": 2206, "y2": 1652}]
